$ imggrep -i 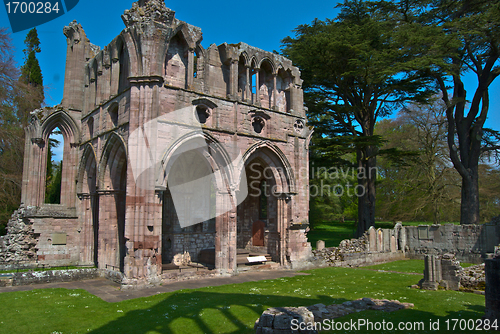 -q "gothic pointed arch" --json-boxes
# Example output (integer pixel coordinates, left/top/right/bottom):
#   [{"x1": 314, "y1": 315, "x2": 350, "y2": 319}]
[
  {"x1": 76, "y1": 144, "x2": 98, "y2": 195},
  {"x1": 40, "y1": 110, "x2": 80, "y2": 141},
  {"x1": 97, "y1": 131, "x2": 127, "y2": 272},
  {"x1": 241, "y1": 141, "x2": 295, "y2": 194},
  {"x1": 98, "y1": 132, "x2": 127, "y2": 191}
]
